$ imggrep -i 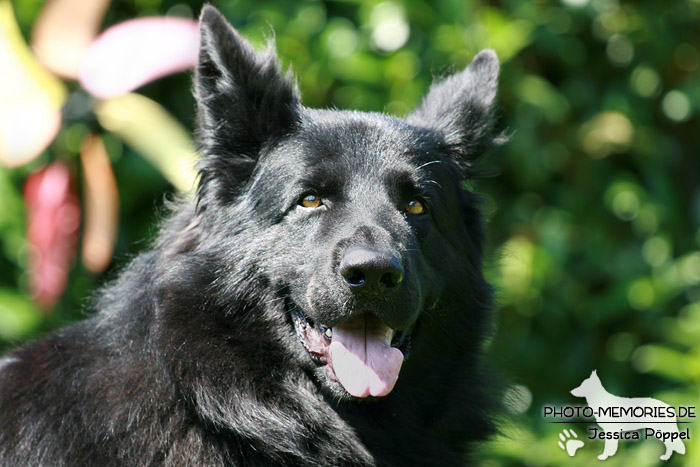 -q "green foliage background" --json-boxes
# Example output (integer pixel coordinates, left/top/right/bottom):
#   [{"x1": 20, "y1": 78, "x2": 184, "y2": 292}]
[{"x1": 3, "y1": 0, "x2": 700, "y2": 465}]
